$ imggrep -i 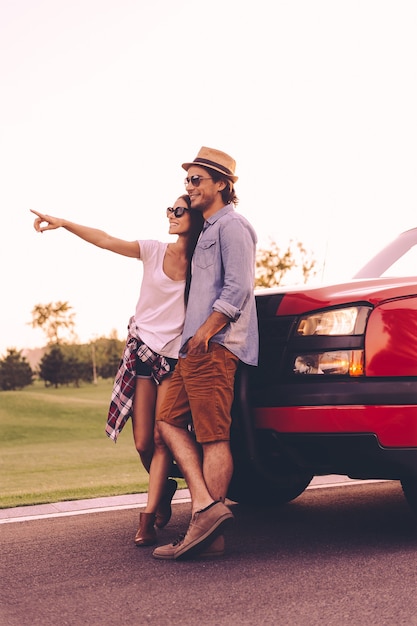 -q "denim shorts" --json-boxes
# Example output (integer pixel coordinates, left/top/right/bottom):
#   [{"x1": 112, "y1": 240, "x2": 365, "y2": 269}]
[
  {"x1": 156, "y1": 343, "x2": 239, "y2": 443},
  {"x1": 135, "y1": 354, "x2": 177, "y2": 379}
]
